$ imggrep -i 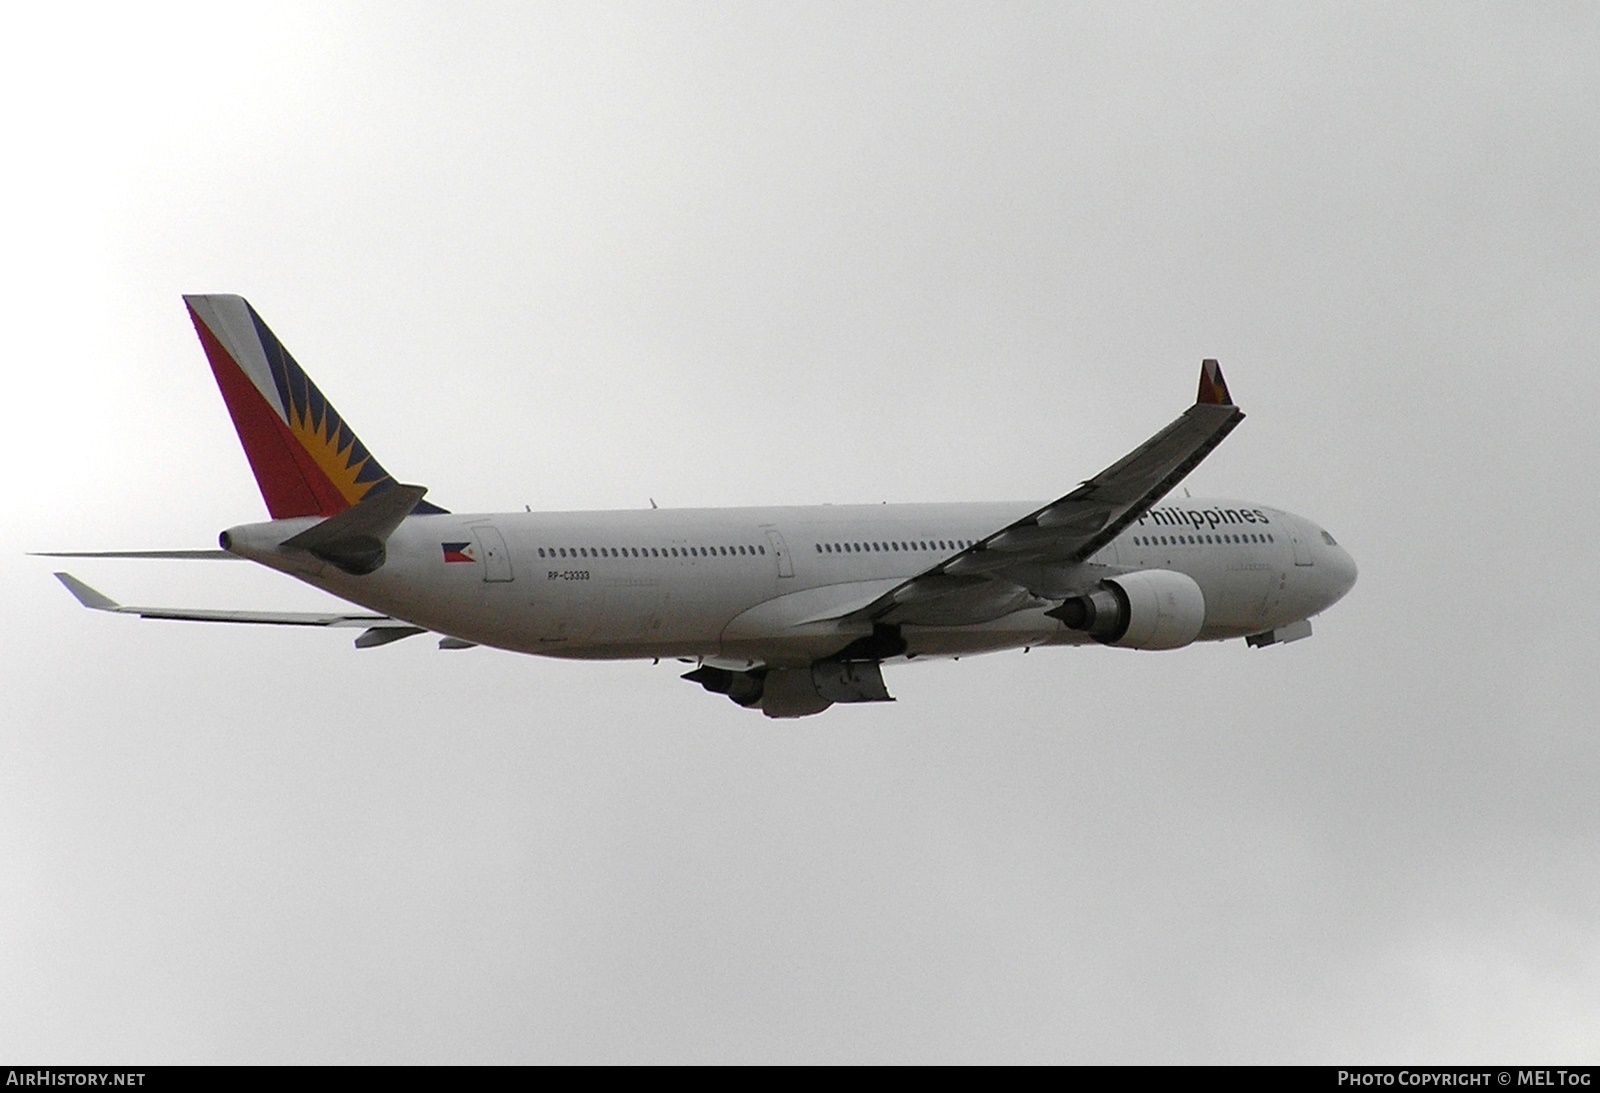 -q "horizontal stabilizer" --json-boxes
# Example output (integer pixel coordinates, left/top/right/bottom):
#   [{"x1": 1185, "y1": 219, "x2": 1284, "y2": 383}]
[
  {"x1": 280, "y1": 483, "x2": 428, "y2": 575},
  {"x1": 32, "y1": 549, "x2": 239, "y2": 560},
  {"x1": 53, "y1": 572, "x2": 391, "y2": 628}
]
